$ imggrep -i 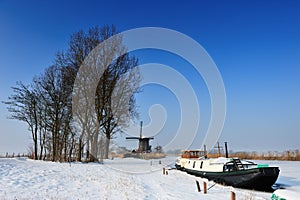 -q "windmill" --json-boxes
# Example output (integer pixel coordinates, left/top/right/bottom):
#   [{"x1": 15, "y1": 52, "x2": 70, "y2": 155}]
[{"x1": 126, "y1": 121, "x2": 154, "y2": 153}]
